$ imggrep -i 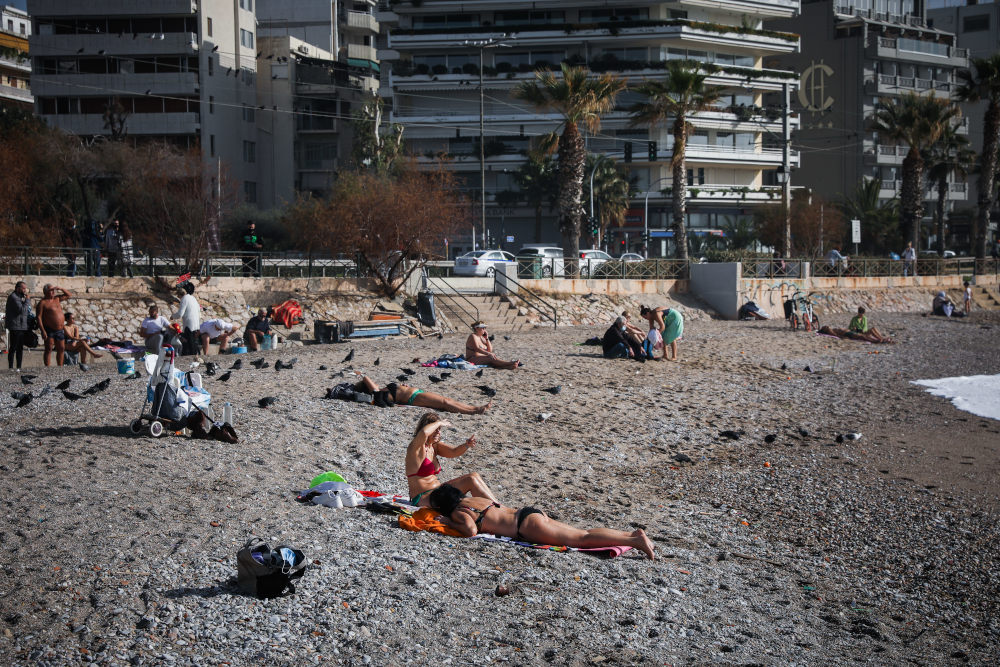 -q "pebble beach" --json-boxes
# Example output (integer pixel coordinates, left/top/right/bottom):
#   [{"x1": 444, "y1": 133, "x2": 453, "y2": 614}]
[{"x1": 1, "y1": 311, "x2": 999, "y2": 665}]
